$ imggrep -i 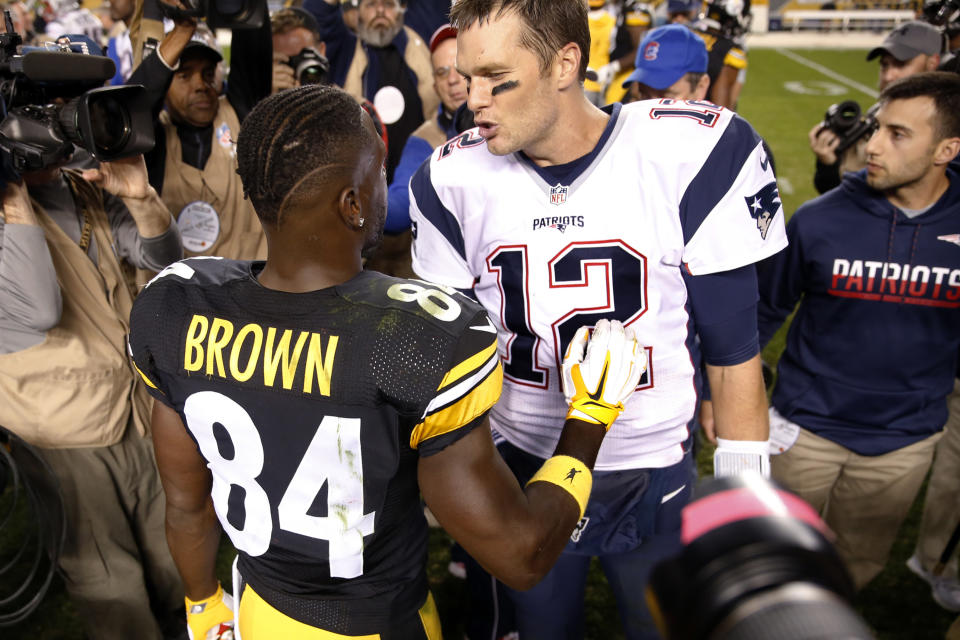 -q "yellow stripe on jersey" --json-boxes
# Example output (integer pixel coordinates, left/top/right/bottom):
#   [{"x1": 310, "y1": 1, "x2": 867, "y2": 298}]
[
  {"x1": 625, "y1": 10, "x2": 652, "y2": 27},
  {"x1": 133, "y1": 362, "x2": 159, "y2": 390},
  {"x1": 724, "y1": 47, "x2": 748, "y2": 70},
  {"x1": 238, "y1": 583, "x2": 379, "y2": 638},
  {"x1": 238, "y1": 581, "x2": 442, "y2": 638},
  {"x1": 418, "y1": 592, "x2": 443, "y2": 640},
  {"x1": 411, "y1": 349, "x2": 502, "y2": 449},
  {"x1": 438, "y1": 340, "x2": 497, "y2": 390}
]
